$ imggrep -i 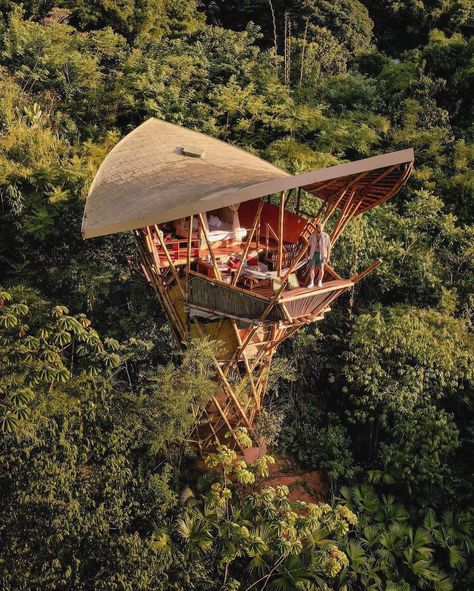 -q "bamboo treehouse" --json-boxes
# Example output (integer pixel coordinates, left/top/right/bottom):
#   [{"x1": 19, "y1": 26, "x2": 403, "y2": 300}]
[{"x1": 82, "y1": 118, "x2": 413, "y2": 457}]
